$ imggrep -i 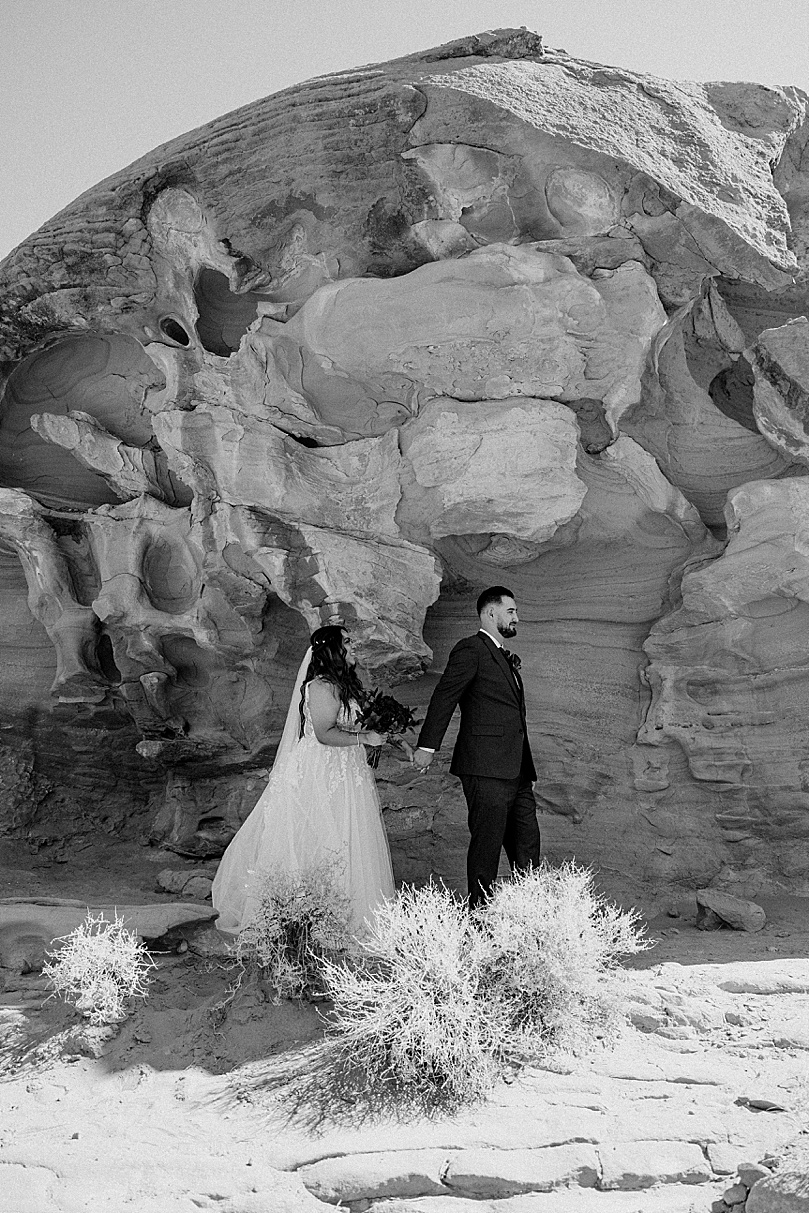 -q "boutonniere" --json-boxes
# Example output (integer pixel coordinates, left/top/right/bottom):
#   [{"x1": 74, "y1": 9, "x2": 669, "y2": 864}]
[{"x1": 503, "y1": 649, "x2": 521, "y2": 673}]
